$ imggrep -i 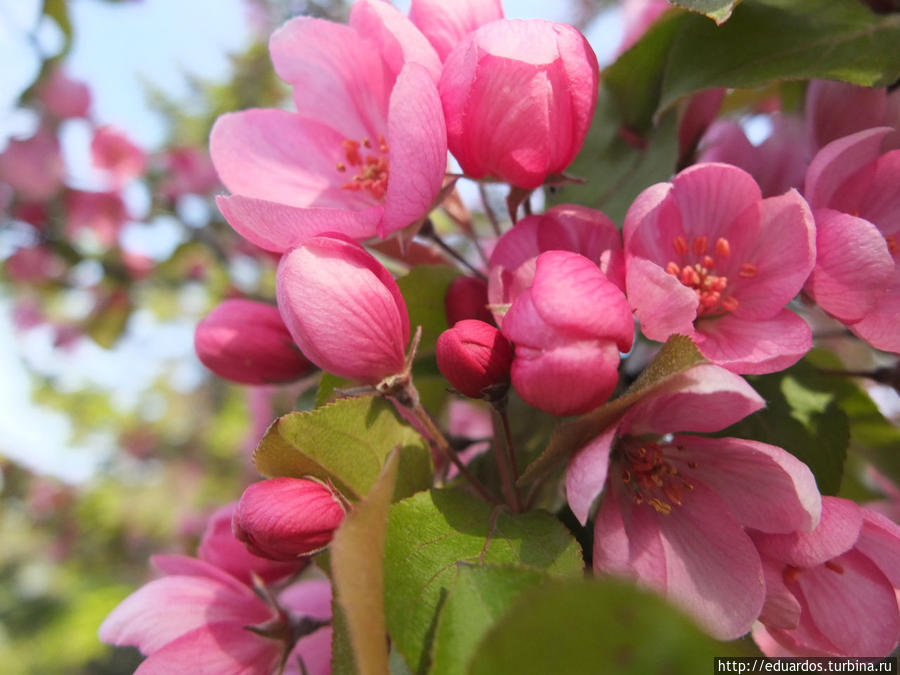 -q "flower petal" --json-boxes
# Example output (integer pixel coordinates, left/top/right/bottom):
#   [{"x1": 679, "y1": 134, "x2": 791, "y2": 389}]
[
  {"x1": 566, "y1": 422, "x2": 619, "y2": 525},
  {"x1": 849, "y1": 274, "x2": 900, "y2": 354},
  {"x1": 759, "y1": 558, "x2": 802, "y2": 630},
  {"x1": 804, "y1": 127, "x2": 894, "y2": 209},
  {"x1": 625, "y1": 256, "x2": 698, "y2": 343}
]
